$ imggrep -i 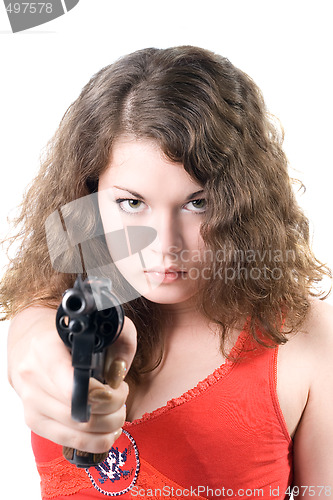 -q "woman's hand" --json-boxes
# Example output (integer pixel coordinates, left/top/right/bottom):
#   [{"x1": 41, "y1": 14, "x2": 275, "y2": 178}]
[{"x1": 7, "y1": 305, "x2": 137, "y2": 454}]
